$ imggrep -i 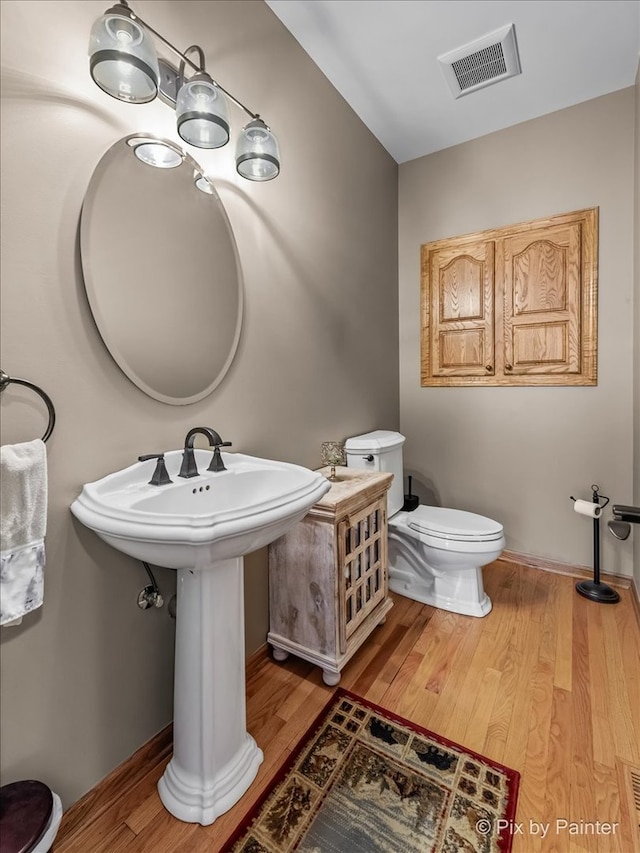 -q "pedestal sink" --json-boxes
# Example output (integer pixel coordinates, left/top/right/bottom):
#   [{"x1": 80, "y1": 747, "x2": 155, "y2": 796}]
[{"x1": 70, "y1": 449, "x2": 330, "y2": 825}]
